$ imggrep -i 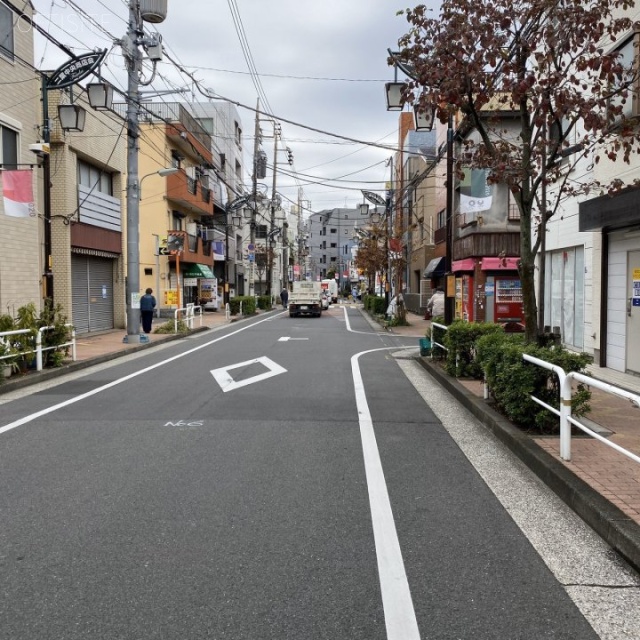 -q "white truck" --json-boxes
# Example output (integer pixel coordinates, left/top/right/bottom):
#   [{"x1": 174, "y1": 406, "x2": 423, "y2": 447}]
[
  {"x1": 288, "y1": 281, "x2": 323, "y2": 318},
  {"x1": 321, "y1": 278, "x2": 338, "y2": 304}
]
